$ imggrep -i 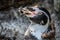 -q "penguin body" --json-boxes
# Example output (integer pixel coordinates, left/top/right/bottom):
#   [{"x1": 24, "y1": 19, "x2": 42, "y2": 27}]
[{"x1": 21, "y1": 7, "x2": 55, "y2": 40}]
